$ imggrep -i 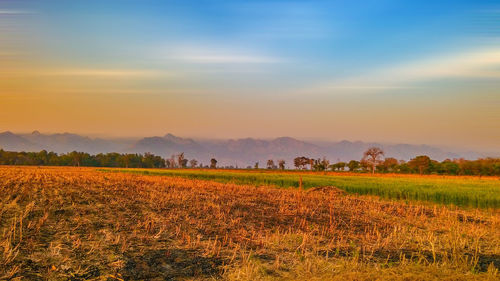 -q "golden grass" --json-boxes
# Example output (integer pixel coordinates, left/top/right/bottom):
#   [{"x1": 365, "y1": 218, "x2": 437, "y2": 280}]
[{"x1": 0, "y1": 166, "x2": 498, "y2": 280}]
